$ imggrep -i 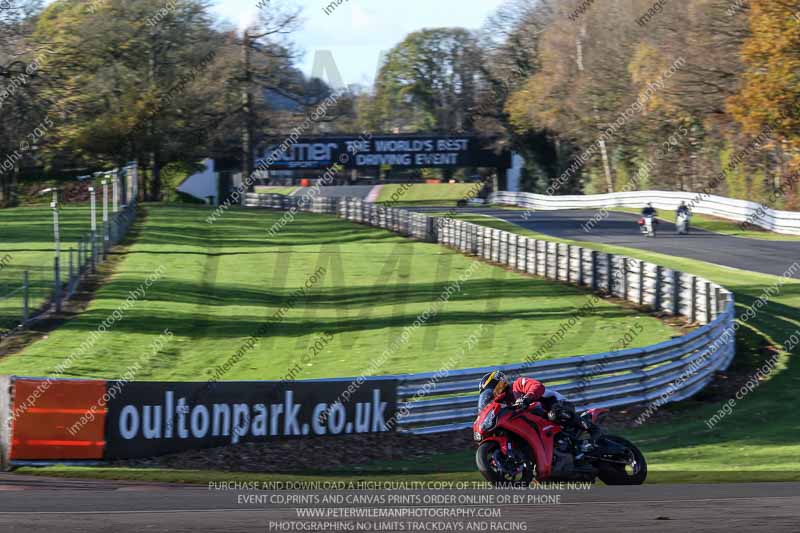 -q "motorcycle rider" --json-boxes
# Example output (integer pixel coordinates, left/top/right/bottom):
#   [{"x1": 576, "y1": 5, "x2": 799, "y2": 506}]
[
  {"x1": 478, "y1": 371, "x2": 600, "y2": 447},
  {"x1": 675, "y1": 201, "x2": 691, "y2": 234},
  {"x1": 641, "y1": 203, "x2": 657, "y2": 217}
]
